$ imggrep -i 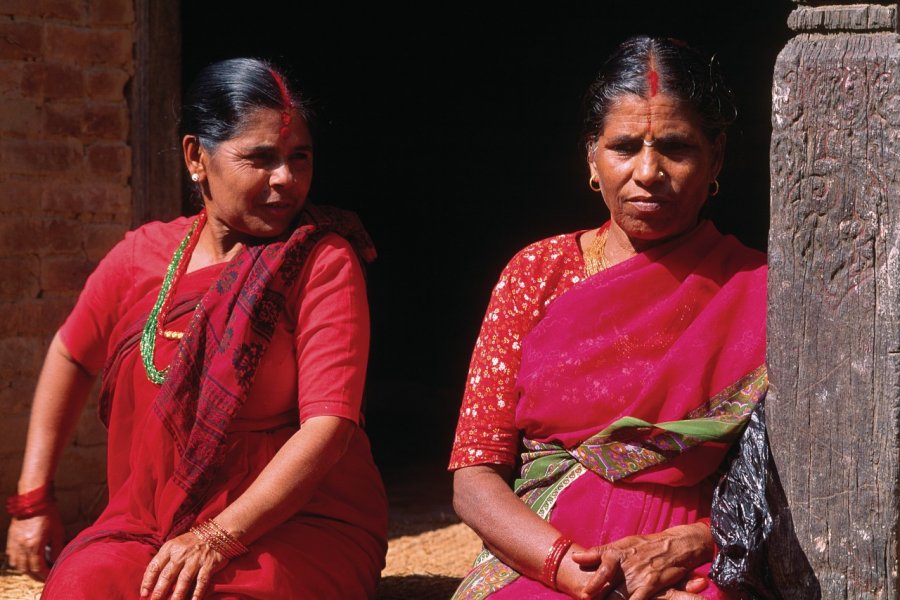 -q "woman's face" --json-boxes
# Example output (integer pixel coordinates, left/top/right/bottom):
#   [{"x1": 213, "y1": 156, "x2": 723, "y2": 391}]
[
  {"x1": 588, "y1": 93, "x2": 724, "y2": 249},
  {"x1": 189, "y1": 107, "x2": 314, "y2": 240}
]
